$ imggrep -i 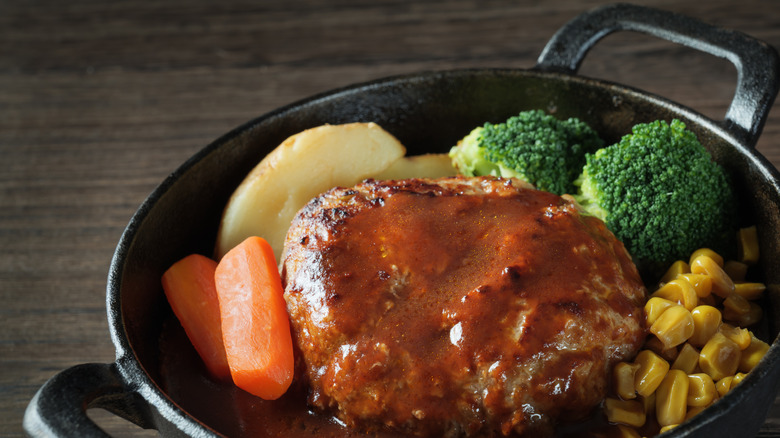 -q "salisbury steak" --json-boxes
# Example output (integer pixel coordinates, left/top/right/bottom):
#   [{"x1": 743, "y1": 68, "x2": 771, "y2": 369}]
[{"x1": 281, "y1": 176, "x2": 646, "y2": 437}]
